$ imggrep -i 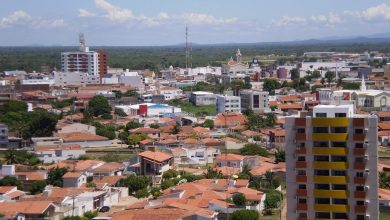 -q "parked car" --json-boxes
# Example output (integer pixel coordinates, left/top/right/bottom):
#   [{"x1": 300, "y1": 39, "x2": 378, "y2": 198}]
[{"x1": 99, "y1": 206, "x2": 110, "y2": 213}]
